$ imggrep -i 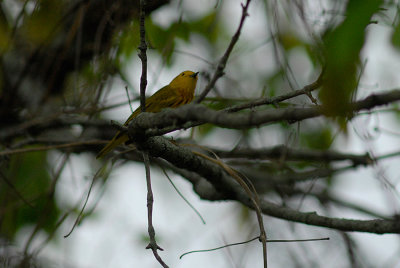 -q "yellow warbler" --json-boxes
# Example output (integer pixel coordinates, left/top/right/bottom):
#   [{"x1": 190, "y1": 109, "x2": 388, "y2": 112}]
[{"x1": 97, "y1": 70, "x2": 199, "y2": 158}]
